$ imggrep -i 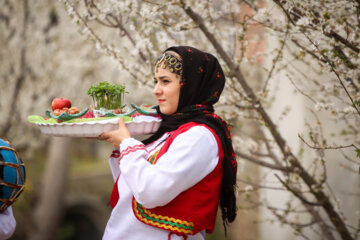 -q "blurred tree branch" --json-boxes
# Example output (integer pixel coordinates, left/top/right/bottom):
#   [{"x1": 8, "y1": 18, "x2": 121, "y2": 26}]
[{"x1": 1, "y1": 0, "x2": 28, "y2": 137}]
